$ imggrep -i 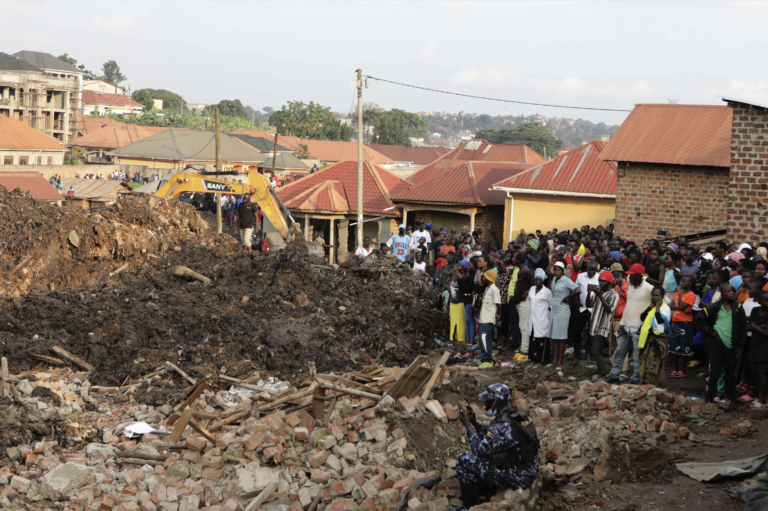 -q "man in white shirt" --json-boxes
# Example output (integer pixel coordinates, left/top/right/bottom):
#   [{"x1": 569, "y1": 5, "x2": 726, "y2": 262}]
[
  {"x1": 354, "y1": 236, "x2": 373, "y2": 258},
  {"x1": 478, "y1": 269, "x2": 501, "y2": 368},
  {"x1": 572, "y1": 260, "x2": 599, "y2": 359},
  {"x1": 606, "y1": 263, "x2": 654, "y2": 384},
  {"x1": 409, "y1": 220, "x2": 432, "y2": 251}
]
